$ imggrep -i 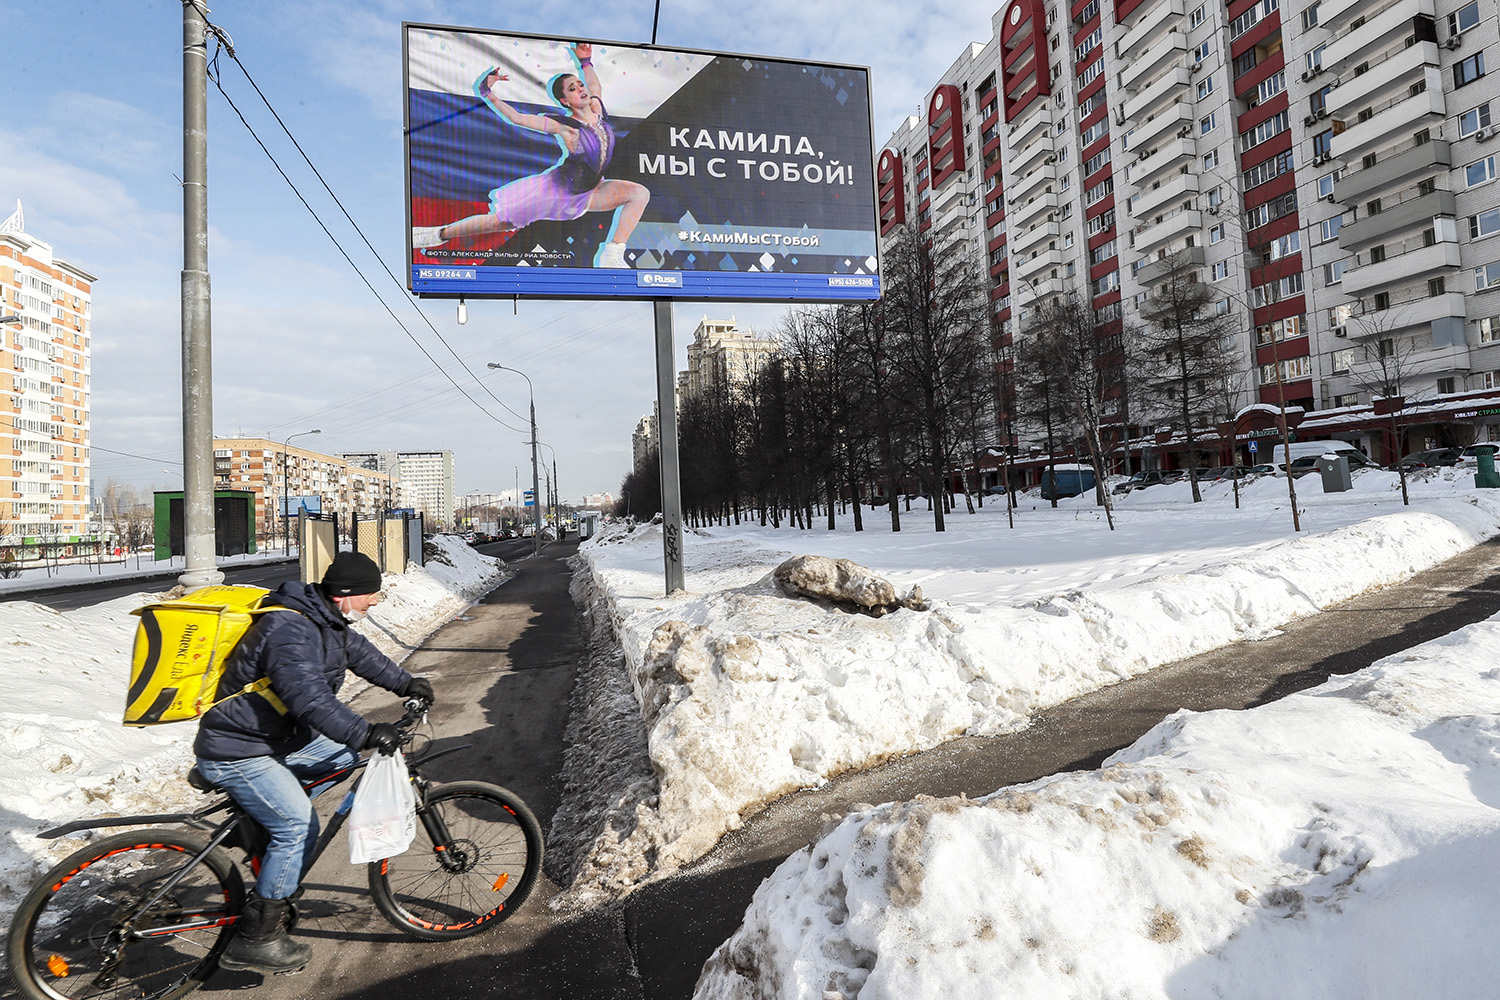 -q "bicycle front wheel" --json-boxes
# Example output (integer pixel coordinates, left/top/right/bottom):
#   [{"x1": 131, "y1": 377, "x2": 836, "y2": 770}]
[
  {"x1": 7, "y1": 830, "x2": 245, "y2": 1000},
  {"x1": 368, "y1": 781, "x2": 543, "y2": 940}
]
